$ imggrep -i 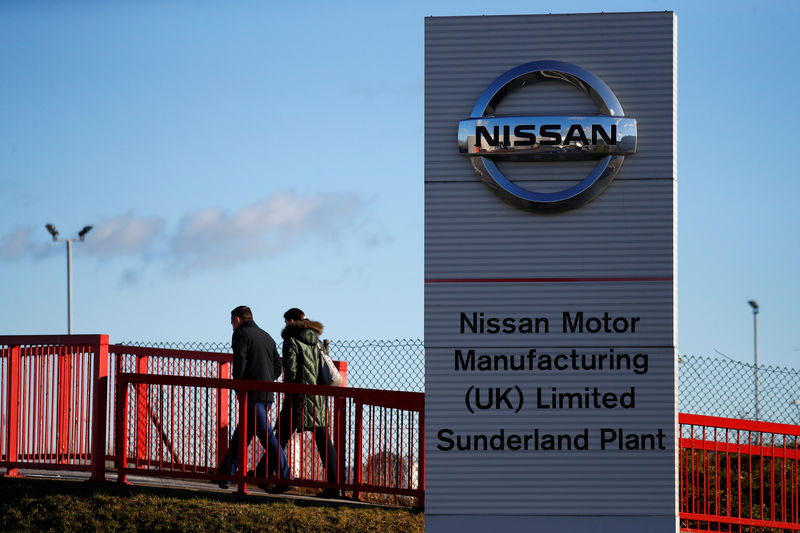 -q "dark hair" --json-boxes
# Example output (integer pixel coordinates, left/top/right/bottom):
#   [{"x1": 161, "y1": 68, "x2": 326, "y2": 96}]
[
  {"x1": 231, "y1": 305, "x2": 253, "y2": 321},
  {"x1": 283, "y1": 307, "x2": 305, "y2": 321}
]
